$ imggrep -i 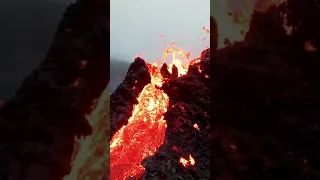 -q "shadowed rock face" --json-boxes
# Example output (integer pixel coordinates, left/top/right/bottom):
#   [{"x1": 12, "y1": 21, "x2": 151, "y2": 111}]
[
  {"x1": 211, "y1": 3, "x2": 320, "y2": 180},
  {"x1": 110, "y1": 57, "x2": 151, "y2": 138},
  {"x1": 0, "y1": 0, "x2": 109, "y2": 179},
  {"x1": 210, "y1": 16, "x2": 218, "y2": 51},
  {"x1": 110, "y1": 49, "x2": 210, "y2": 179}
]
